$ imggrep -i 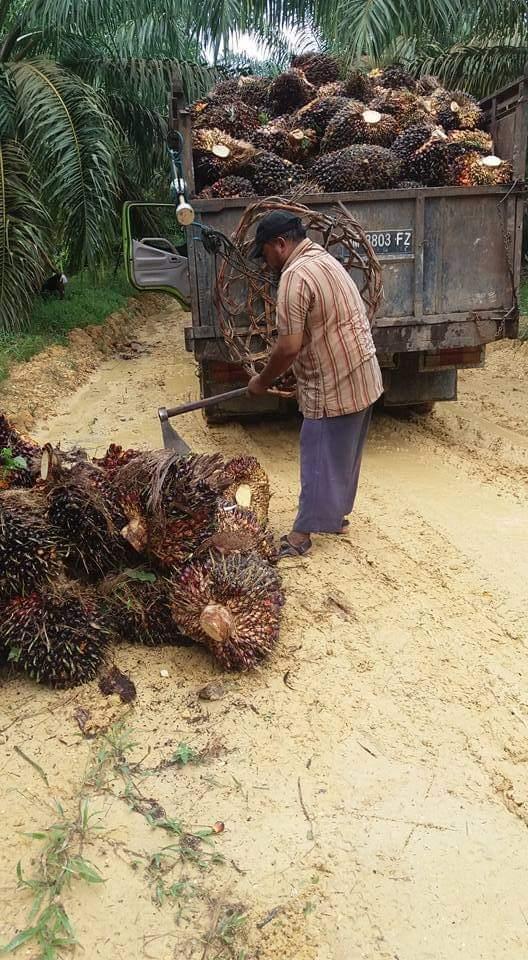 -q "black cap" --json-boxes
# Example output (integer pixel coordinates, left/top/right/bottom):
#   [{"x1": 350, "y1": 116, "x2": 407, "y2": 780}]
[{"x1": 251, "y1": 211, "x2": 303, "y2": 258}]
